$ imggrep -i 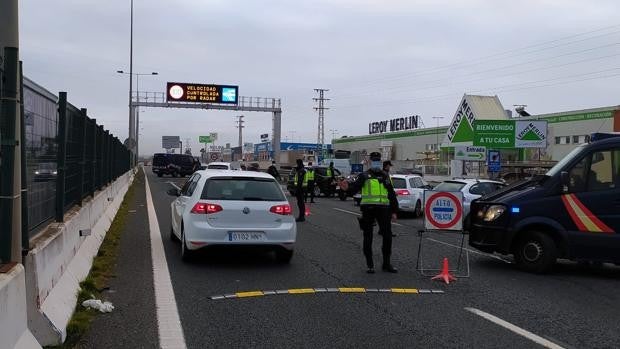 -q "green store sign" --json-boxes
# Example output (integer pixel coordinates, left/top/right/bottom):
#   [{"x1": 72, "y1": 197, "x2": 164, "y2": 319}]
[{"x1": 473, "y1": 120, "x2": 515, "y2": 148}]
